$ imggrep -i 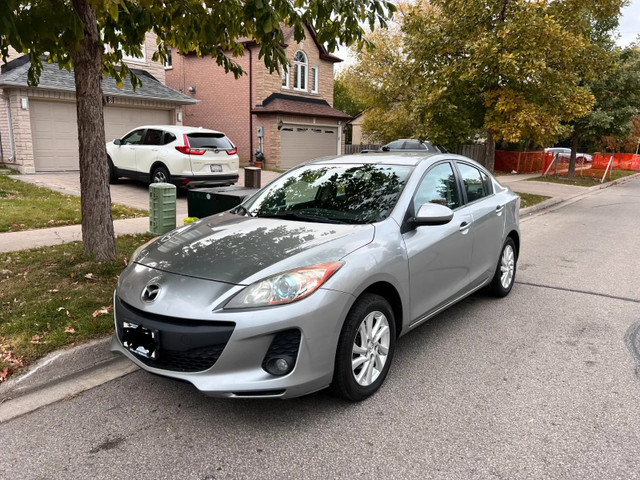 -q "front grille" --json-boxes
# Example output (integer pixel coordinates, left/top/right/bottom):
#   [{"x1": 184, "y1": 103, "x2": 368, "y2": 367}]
[{"x1": 115, "y1": 297, "x2": 234, "y2": 373}]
